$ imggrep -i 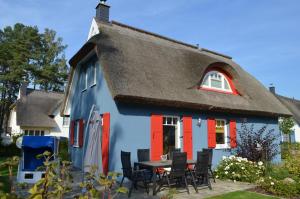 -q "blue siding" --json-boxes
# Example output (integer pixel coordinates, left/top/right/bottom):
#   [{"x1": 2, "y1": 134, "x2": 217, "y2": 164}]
[{"x1": 70, "y1": 56, "x2": 281, "y2": 172}]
